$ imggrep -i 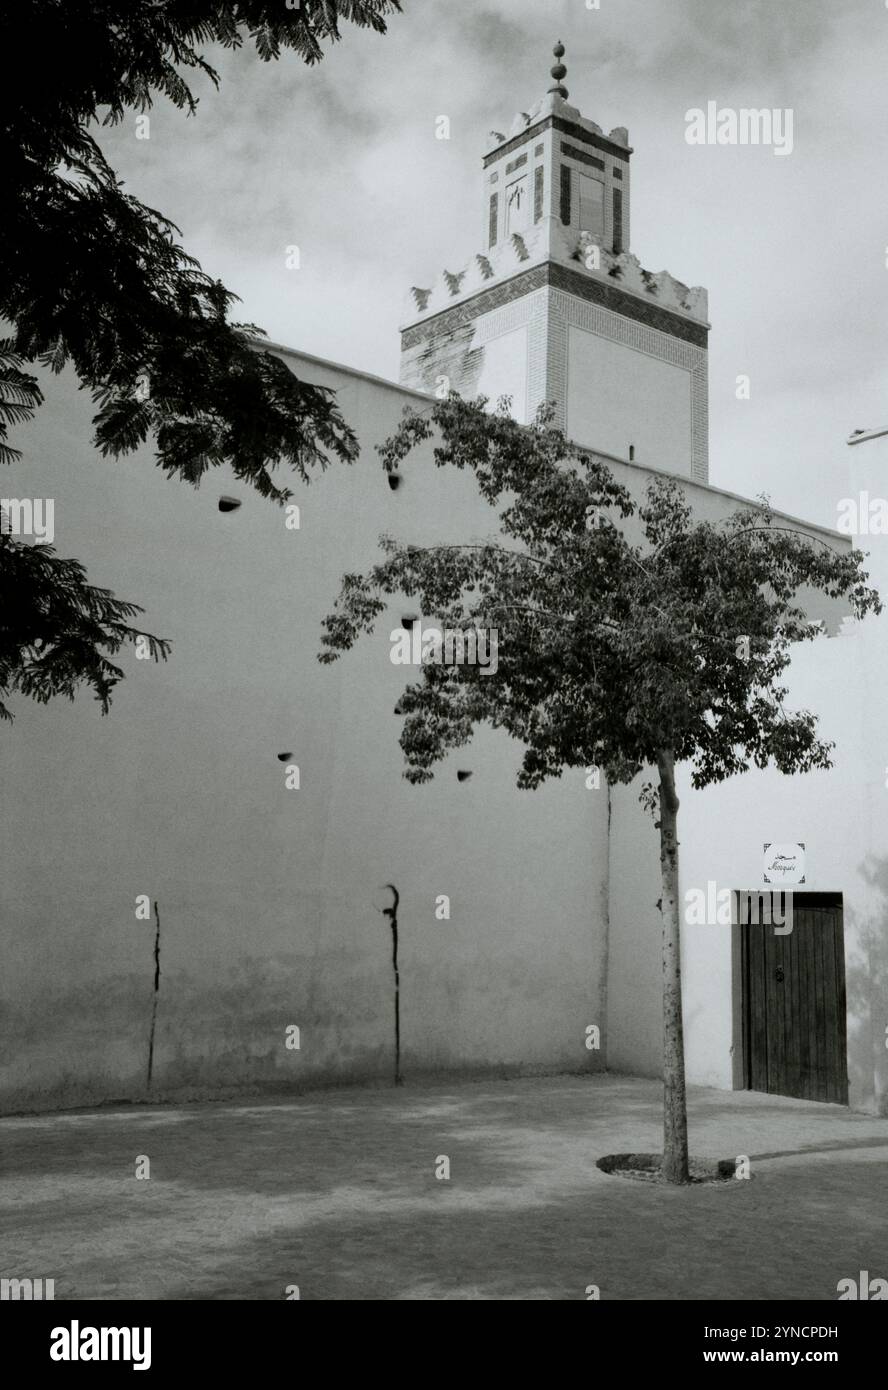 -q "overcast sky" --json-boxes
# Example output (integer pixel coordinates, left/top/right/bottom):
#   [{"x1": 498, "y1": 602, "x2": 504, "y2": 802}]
[{"x1": 97, "y1": 0, "x2": 888, "y2": 530}]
